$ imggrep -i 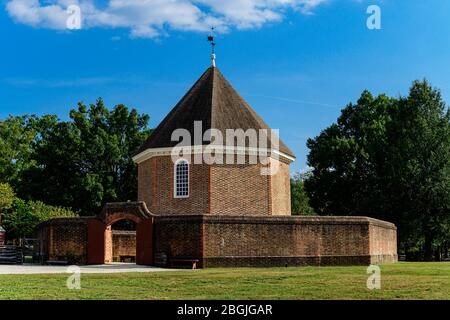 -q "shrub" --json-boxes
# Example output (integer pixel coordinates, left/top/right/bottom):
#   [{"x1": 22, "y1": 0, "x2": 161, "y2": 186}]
[{"x1": 3, "y1": 198, "x2": 78, "y2": 239}]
